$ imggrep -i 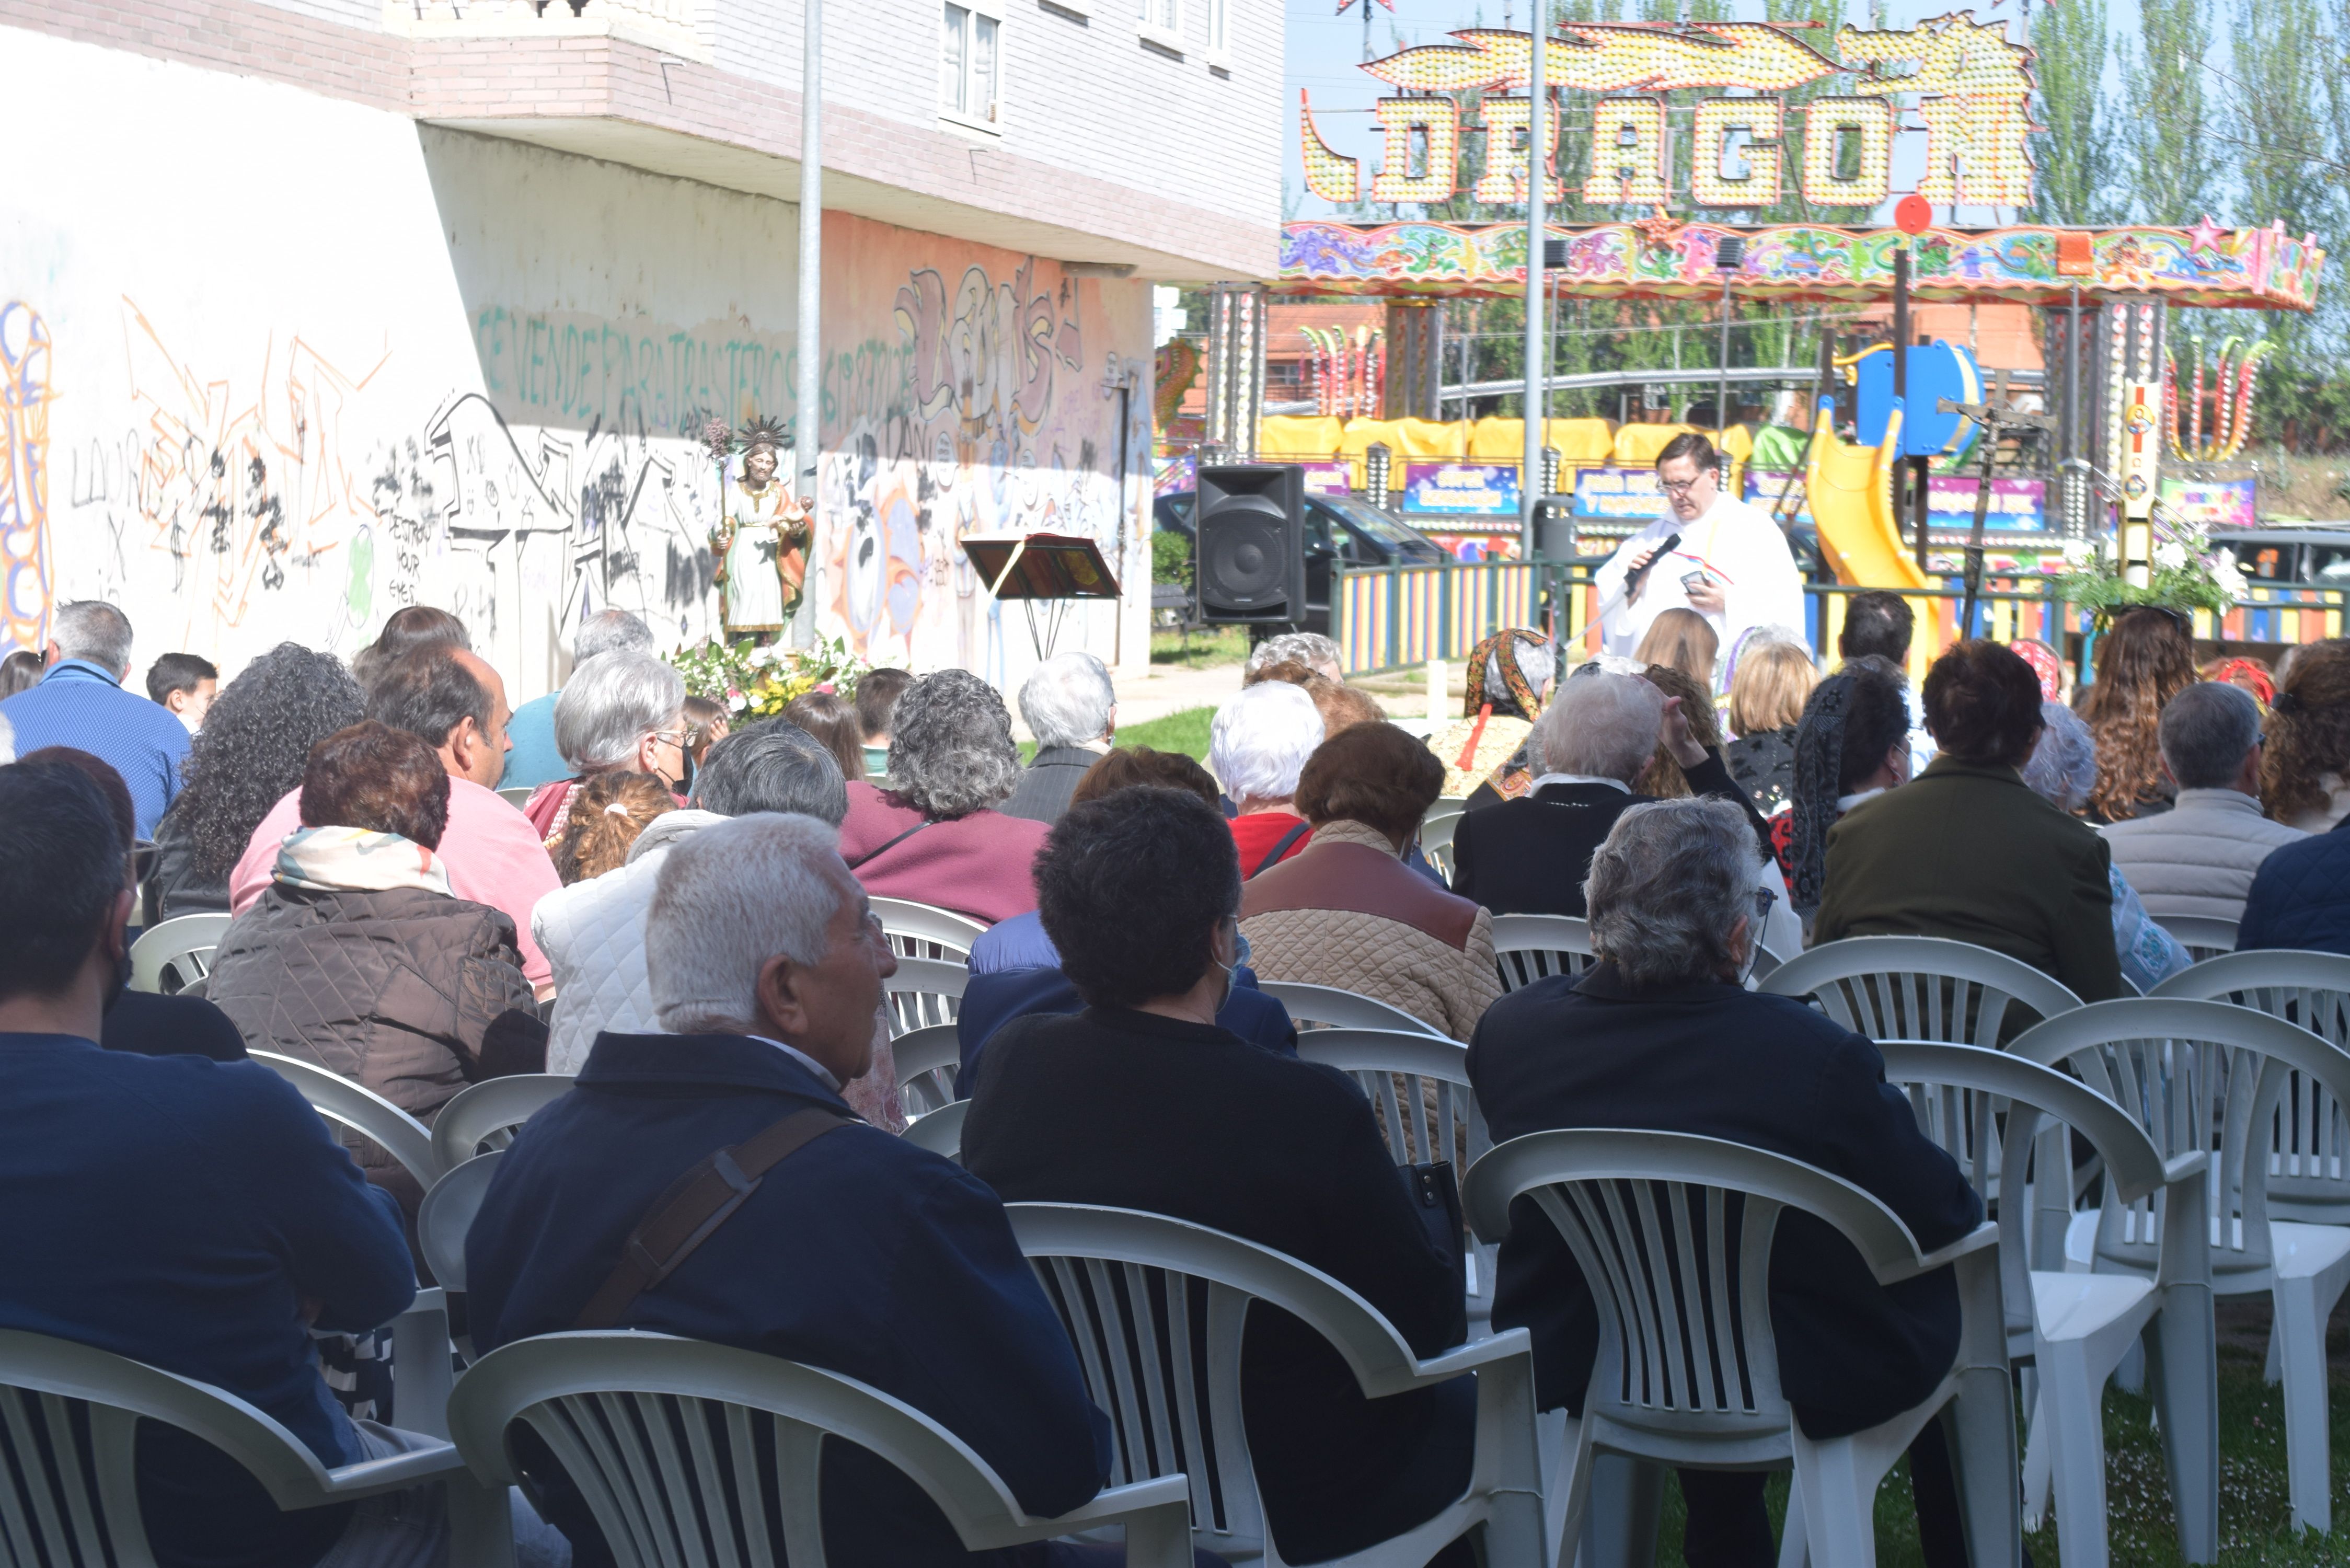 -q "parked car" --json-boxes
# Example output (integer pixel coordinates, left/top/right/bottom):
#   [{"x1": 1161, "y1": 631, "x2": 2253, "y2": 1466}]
[
  {"x1": 1153, "y1": 490, "x2": 1448, "y2": 633},
  {"x1": 2211, "y1": 526, "x2": 2350, "y2": 587}
]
